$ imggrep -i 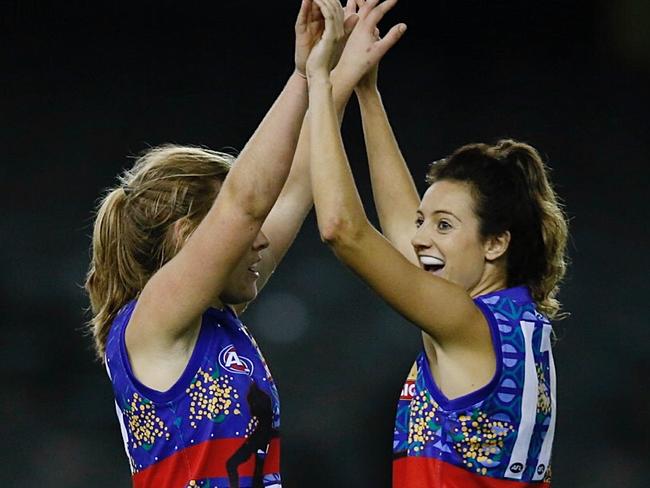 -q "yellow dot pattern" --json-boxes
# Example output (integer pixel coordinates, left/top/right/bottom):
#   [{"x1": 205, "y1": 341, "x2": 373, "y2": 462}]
[
  {"x1": 407, "y1": 389, "x2": 514, "y2": 474},
  {"x1": 407, "y1": 390, "x2": 441, "y2": 452},
  {"x1": 124, "y1": 393, "x2": 170, "y2": 449},
  {"x1": 536, "y1": 365, "x2": 551, "y2": 415},
  {"x1": 245, "y1": 416, "x2": 259, "y2": 438},
  {"x1": 186, "y1": 367, "x2": 241, "y2": 429},
  {"x1": 452, "y1": 412, "x2": 514, "y2": 474}
]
